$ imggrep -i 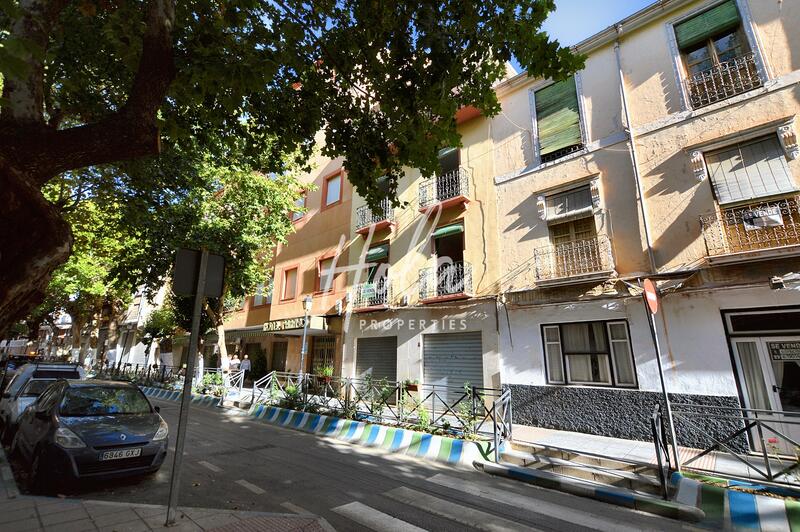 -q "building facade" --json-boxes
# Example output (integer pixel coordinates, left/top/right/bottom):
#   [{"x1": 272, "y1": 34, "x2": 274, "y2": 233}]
[
  {"x1": 492, "y1": 0, "x2": 800, "y2": 446},
  {"x1": 226, "y1": 0, "x2": 800, "y2": 448}
]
